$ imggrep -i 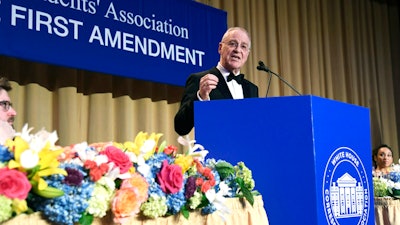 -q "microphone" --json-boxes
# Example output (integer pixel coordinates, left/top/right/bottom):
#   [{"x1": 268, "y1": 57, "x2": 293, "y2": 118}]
[
  {"x1": 256, "y1": 61, "x2": 302, "y2": 96},
  {"x1": 259, "y1": 62, "x2": 273, "y2": 97}
]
